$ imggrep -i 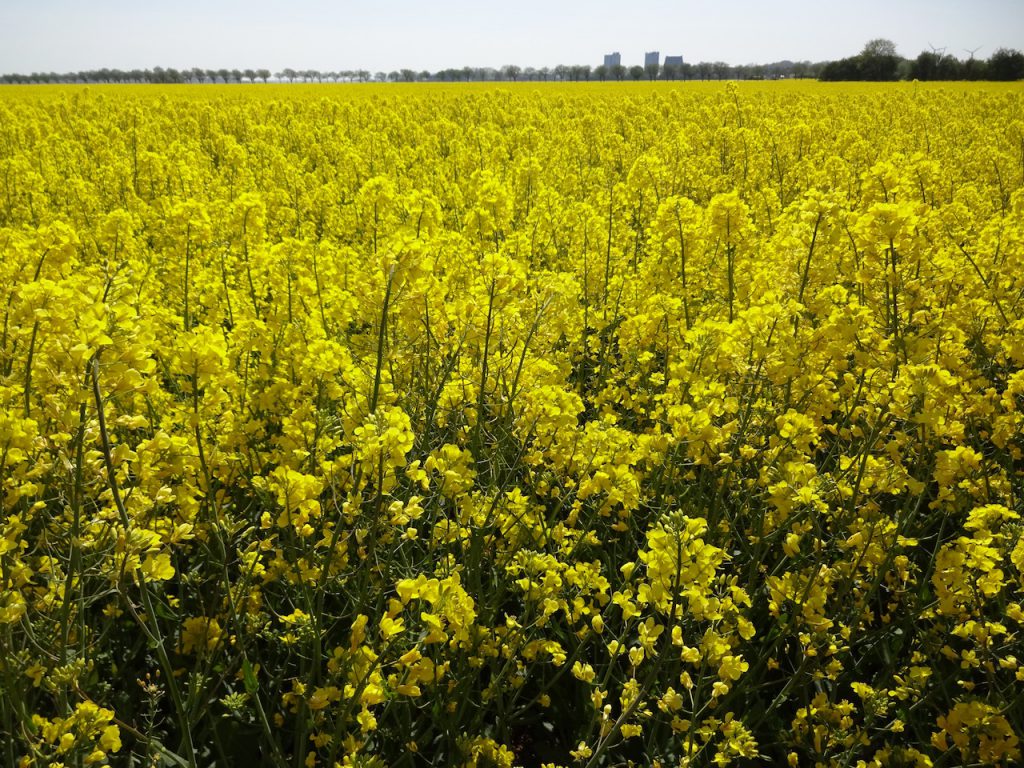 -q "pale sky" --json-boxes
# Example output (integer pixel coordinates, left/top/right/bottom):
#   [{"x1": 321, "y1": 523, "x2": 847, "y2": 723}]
[{"x1": 1, "y1": 0, "x2": 1021, "y2": 74}]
